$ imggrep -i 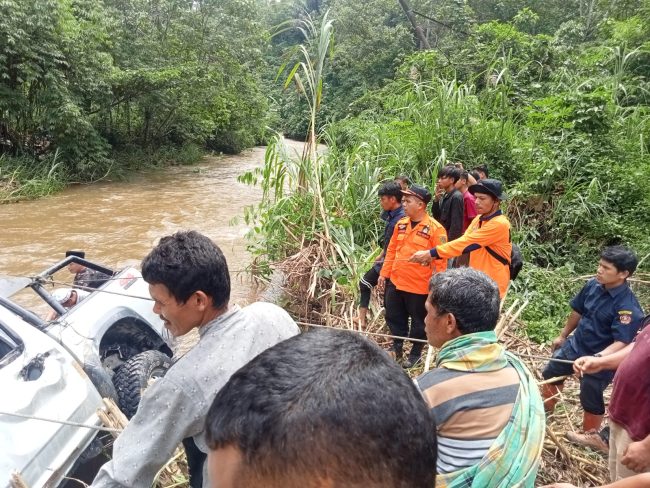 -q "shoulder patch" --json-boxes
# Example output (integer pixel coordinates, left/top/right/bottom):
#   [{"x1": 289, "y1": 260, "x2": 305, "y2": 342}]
[
  {"x1": 439, "y1": 235, "x2": 447, "y2": 244},
  {"x1": 619, "y1": 310, "x2": 632, "y2": 325}
]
